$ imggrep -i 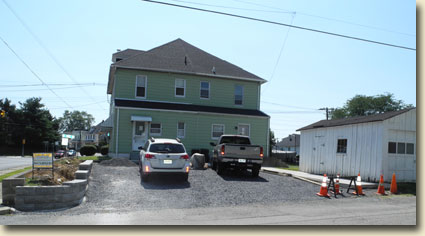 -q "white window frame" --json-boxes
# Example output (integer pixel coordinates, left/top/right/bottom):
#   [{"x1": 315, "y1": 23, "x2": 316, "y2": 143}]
[
  {"x1": 175, "y1": 79, "x2": 186, "y2": 98},
  {"x1": 150, "y1": 123, "x2": 162, "y2": 136},
  {"x1": 177, "y1": 122, "x2": 186, "y2": 138},
  {"x1": 234, "y1": 84, "x2": 244, "y2": 106},
  {"x1": 200, "y1": 81, "x2": 210, "y2": 99},
  {"x1": 135, "y1": 75, "x2": 147, "y2": 99},
  {"x1": 211, "y1": 124, "x2": 225, "y2": 140},
  {"x1": 237, "y1": 123, "x2": 250, "y2": 137}
]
